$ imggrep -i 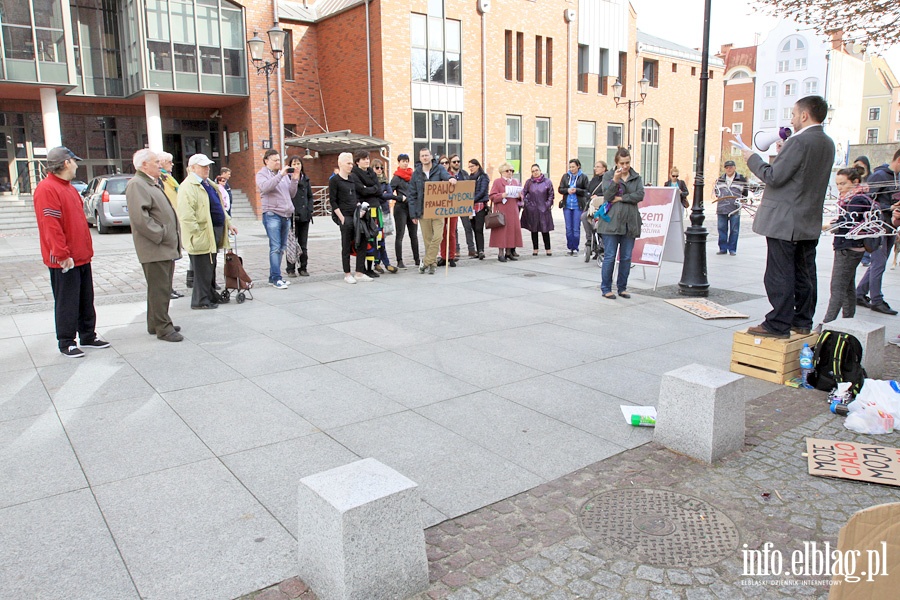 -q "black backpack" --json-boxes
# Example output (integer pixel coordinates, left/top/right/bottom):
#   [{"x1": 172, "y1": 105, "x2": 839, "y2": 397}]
[{"x1": 806, "y1": 330, "x2": 867, "y2": 395}]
